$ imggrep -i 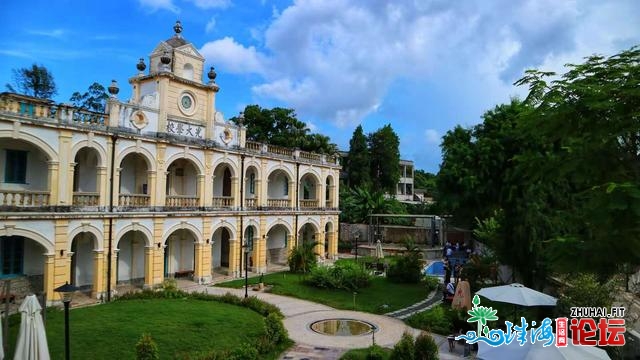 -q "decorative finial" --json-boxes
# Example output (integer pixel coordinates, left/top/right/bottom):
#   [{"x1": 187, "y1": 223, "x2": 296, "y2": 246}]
[
  {"x1": 174, "y1": 20, "x2": 183, "y2": 36},
  {"x1": 207, "y1": 66, "x2": 217, "y2": 83},
  {"x1": 136, "y1": 58, "x2": 146, "y2": 73},
  {"x1": 108, "y1": 80, "x2": 119, "y2": 98},
  {"x1": 238, "y1": 111, "x2": 245, "y2": 125},
  {"x1": 160, "y1": 50, "x2": 171, "y2": 65}
]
